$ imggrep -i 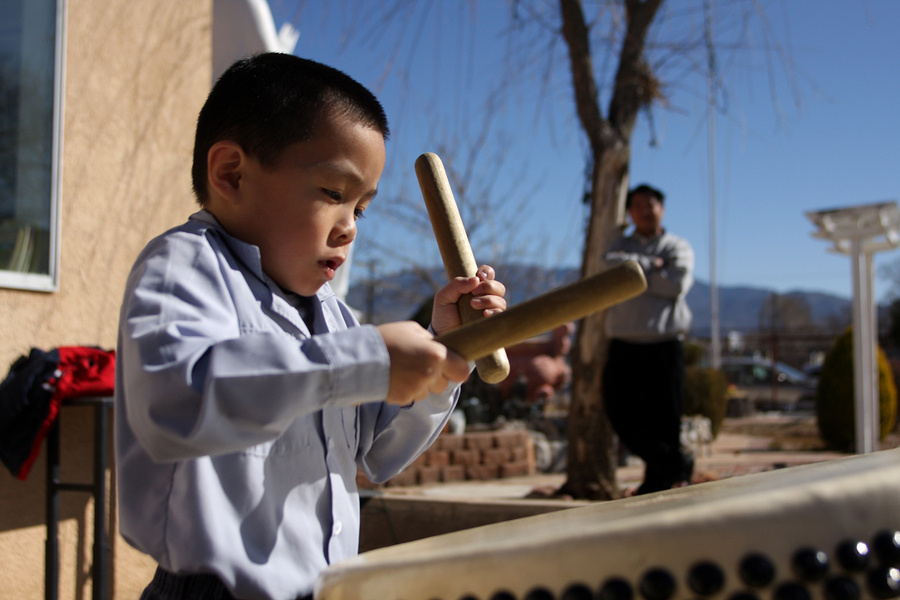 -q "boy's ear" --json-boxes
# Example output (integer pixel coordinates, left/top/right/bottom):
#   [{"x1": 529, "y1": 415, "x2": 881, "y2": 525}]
[{"x1": 207, "y1": 141, "x2": 246, "y2": 203}]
